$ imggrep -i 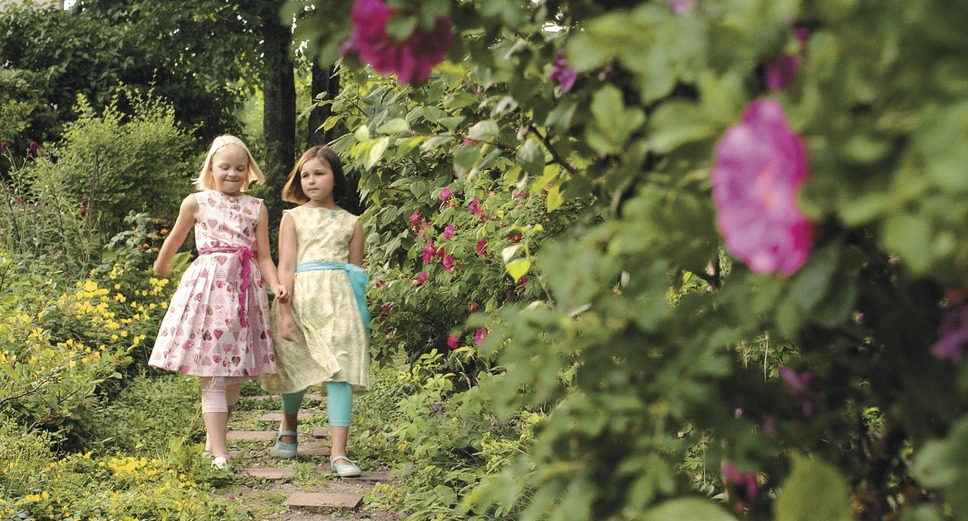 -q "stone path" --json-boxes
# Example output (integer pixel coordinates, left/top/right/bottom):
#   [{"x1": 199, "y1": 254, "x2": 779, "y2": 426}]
[{"x1": 223, "y1": 393, "x2": 396, "y2": 520}]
